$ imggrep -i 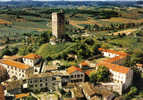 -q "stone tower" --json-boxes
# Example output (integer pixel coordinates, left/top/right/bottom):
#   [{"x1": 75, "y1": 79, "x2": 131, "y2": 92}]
[{"x1": 52, "y1": 12, "x2": 65, "y2": 39}]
